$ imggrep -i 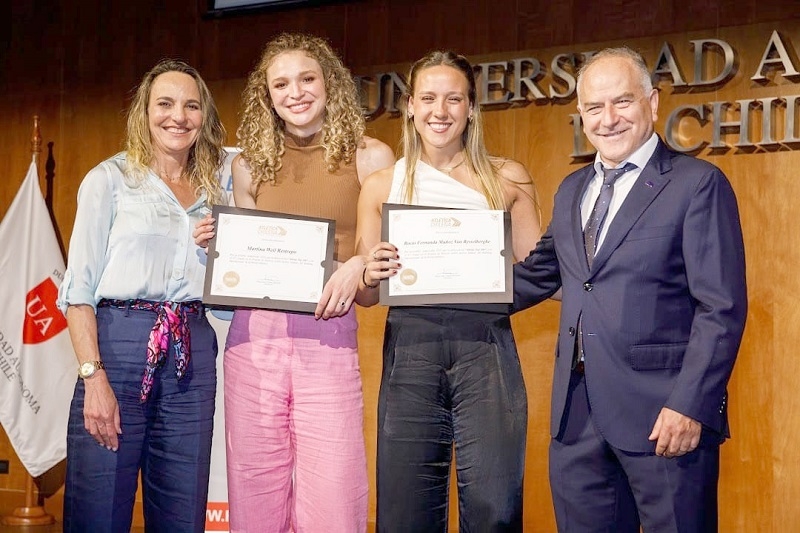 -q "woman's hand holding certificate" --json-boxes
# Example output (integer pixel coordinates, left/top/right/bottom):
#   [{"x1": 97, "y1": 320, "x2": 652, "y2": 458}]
[
  {"x1": 379, "y1": 204, "x2": 512, "y2": 306},
  {"x1": 203, "y1": 205, "x2": 335, "y2": 313}
]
